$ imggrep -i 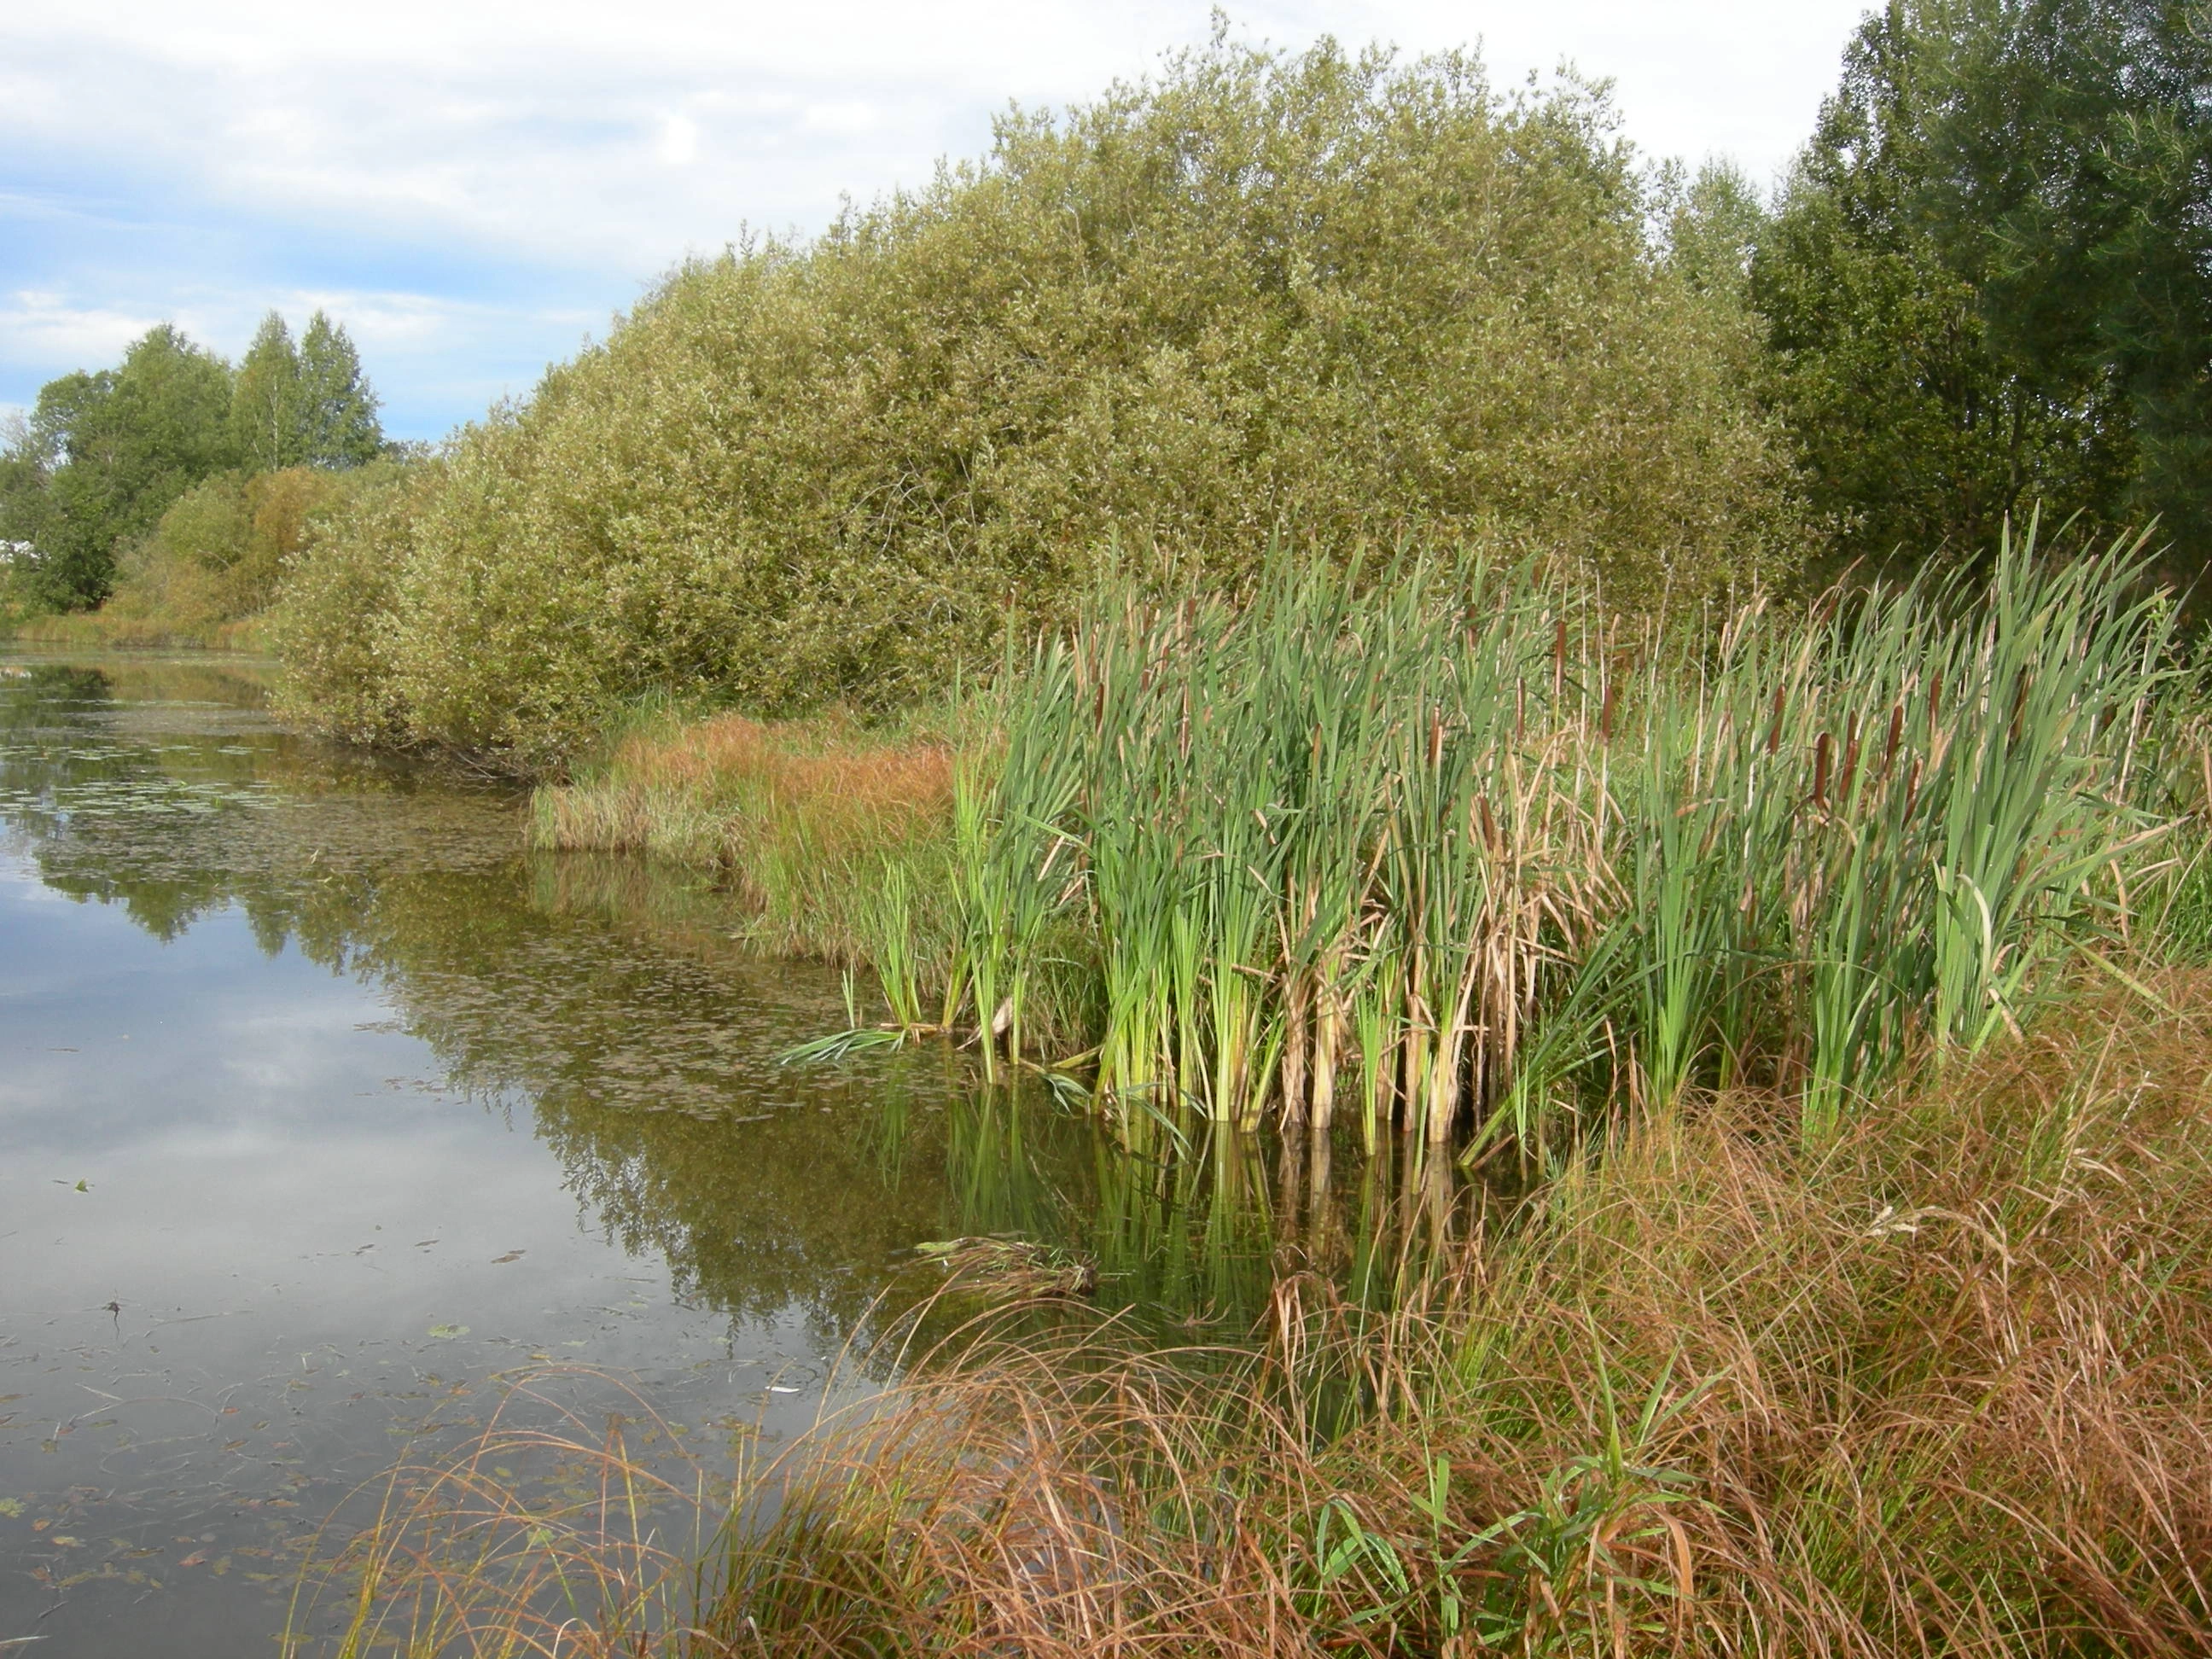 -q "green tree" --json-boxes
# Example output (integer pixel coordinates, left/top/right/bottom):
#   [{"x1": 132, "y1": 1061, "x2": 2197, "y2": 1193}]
[
  {"x1": 278, "y1": 36, "x2": 1800, "y2": 754},
  {"x1": 14, "y1": 327, "x2": 236, "y2": 608},
  {"x1": 1930, "y1": 0, "x2": 2212, "y2": 550},
  {"x1": 295, "y1": 311, "x2": 383, "y2": 468},
  {"x1": 0, "y1": 408, "x2": 55, "y2": 579},
  {"x1": 1665, "y1": 159, "x2": 1769, "y2": 301},
  {"x1": 231, "y1": 311, "x2": 303, "y2": 472},
  {"x1": 230, "y1": 310, "x2": 382, "y2": 471},
  {"x1": 1753, "y1": 0, "x2": 2203, "y2": 570}
]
